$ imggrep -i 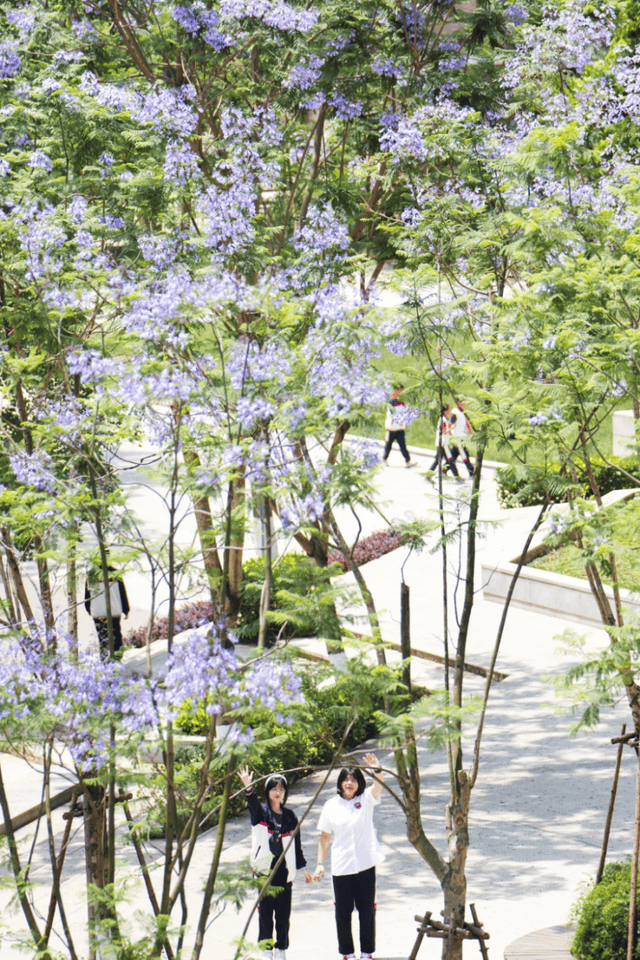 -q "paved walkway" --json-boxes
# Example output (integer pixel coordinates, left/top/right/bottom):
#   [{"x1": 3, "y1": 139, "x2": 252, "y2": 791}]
[
  {"x1": 504, "y1": 926, "x2": 574, "y2": 959},
  {"x1": 0, "y1": 439, "x2": 633, "y2": 959}
]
